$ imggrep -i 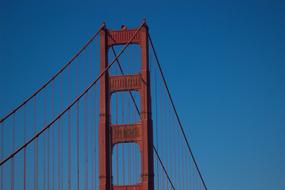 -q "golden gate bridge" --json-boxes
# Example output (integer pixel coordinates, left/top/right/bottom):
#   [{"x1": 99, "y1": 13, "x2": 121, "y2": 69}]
[{"x1": 0, "y1": 20, "x2": 207, "y2": 190}]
